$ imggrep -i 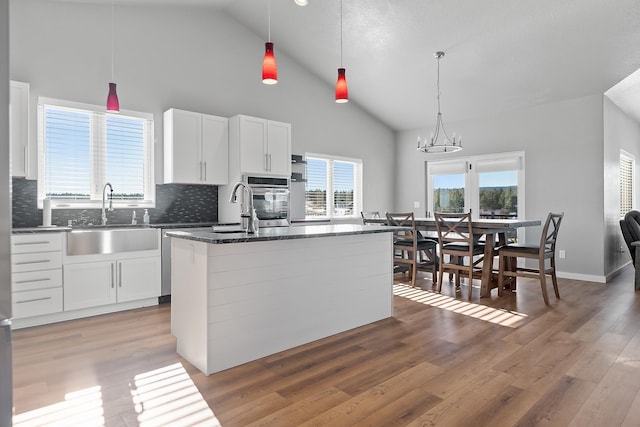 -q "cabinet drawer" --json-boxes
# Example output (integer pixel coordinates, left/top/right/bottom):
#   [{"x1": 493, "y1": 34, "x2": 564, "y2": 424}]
[
  {"x1": 12, "y1": 251, "x2": 62, "y2": 273},
  {"x1": 12, "y1": 288, "x2": 63, "y2": 319},
  {"x1": 12, "y1": 269, "x2": 62, "y2": 292},
  {"x1": 12, "y1": 233, "x2": 63, "y2": 253}
]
